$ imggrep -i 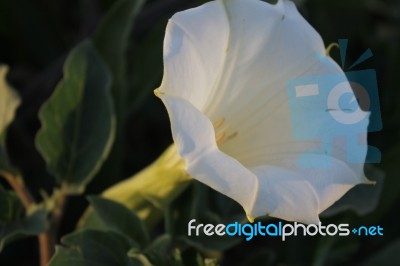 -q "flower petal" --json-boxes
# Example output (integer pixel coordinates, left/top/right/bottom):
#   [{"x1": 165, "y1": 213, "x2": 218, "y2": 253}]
[
  {"x1": 159, "y1": 0, "x2": 324, "y2": 116},
  {"x1": 159, "y1": 0, "x2": 371, "y2": 224},
  {"x1": 159, "y1": 94, "x2": 258, "y2": 213},
  {"x1": 159, "y1": 0, "x2": 229, "y2": 110},
  {"x1": 159, "y1": 0, "x2": 367, "y2": 177},
  {"x1": 250, "y1": 154, "x2": 361, "y2": 224},
  {"x1": 202, "y1": 0, "x2": 327, "y2": 118}
]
